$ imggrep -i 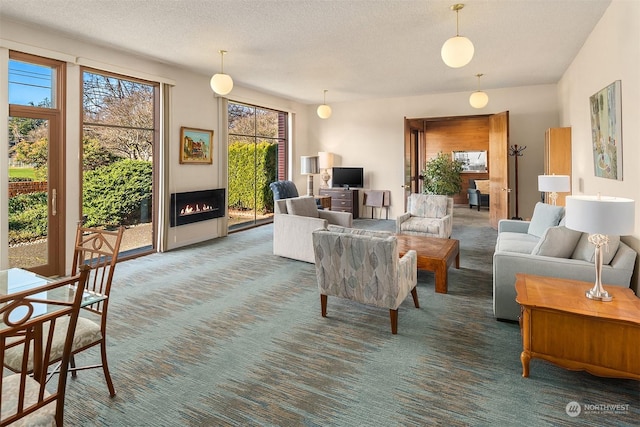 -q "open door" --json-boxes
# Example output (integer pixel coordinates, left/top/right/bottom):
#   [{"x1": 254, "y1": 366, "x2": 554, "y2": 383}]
[
  {"x1": 403, "y1": 117, "x2": 420, "y2": 210},
  {"x1": 489, "y1": 111, "x2": 510, "y2": 229}
]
